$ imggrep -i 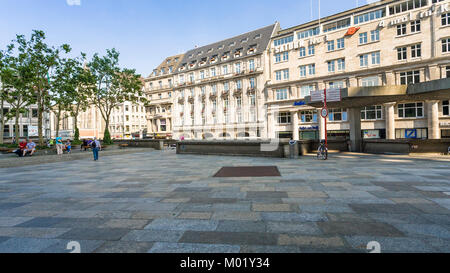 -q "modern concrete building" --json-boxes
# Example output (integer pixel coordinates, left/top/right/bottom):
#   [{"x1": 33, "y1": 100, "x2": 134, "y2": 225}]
[
  {"x1": 171, "y1": 24, "x2": 280, "y2": 140},
  {"x1": 265, "y1": 0, "x2": 450, "y2": 148},
  {"x1": 144, "y1": 54, "x2": 184, "y2": 139}
]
